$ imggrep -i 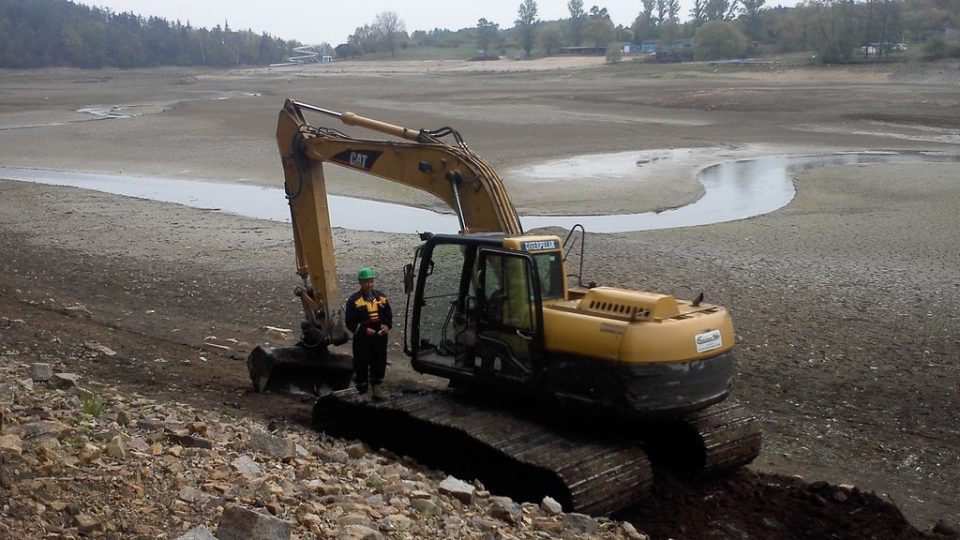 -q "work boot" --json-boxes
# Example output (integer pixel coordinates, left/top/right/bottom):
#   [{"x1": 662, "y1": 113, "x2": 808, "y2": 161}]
[
  {"x1": 356, "y1": 385, "x2": 370, "y2": 403},
  {"x1": 371, "y1": 385, "x2": 387, "y2": 402}
]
